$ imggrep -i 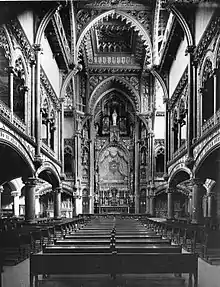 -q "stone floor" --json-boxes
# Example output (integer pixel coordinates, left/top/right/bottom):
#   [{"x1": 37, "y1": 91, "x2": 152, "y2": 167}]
[{"x1": 2, "y1": 250, "x2": 220, "y2": 287}]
